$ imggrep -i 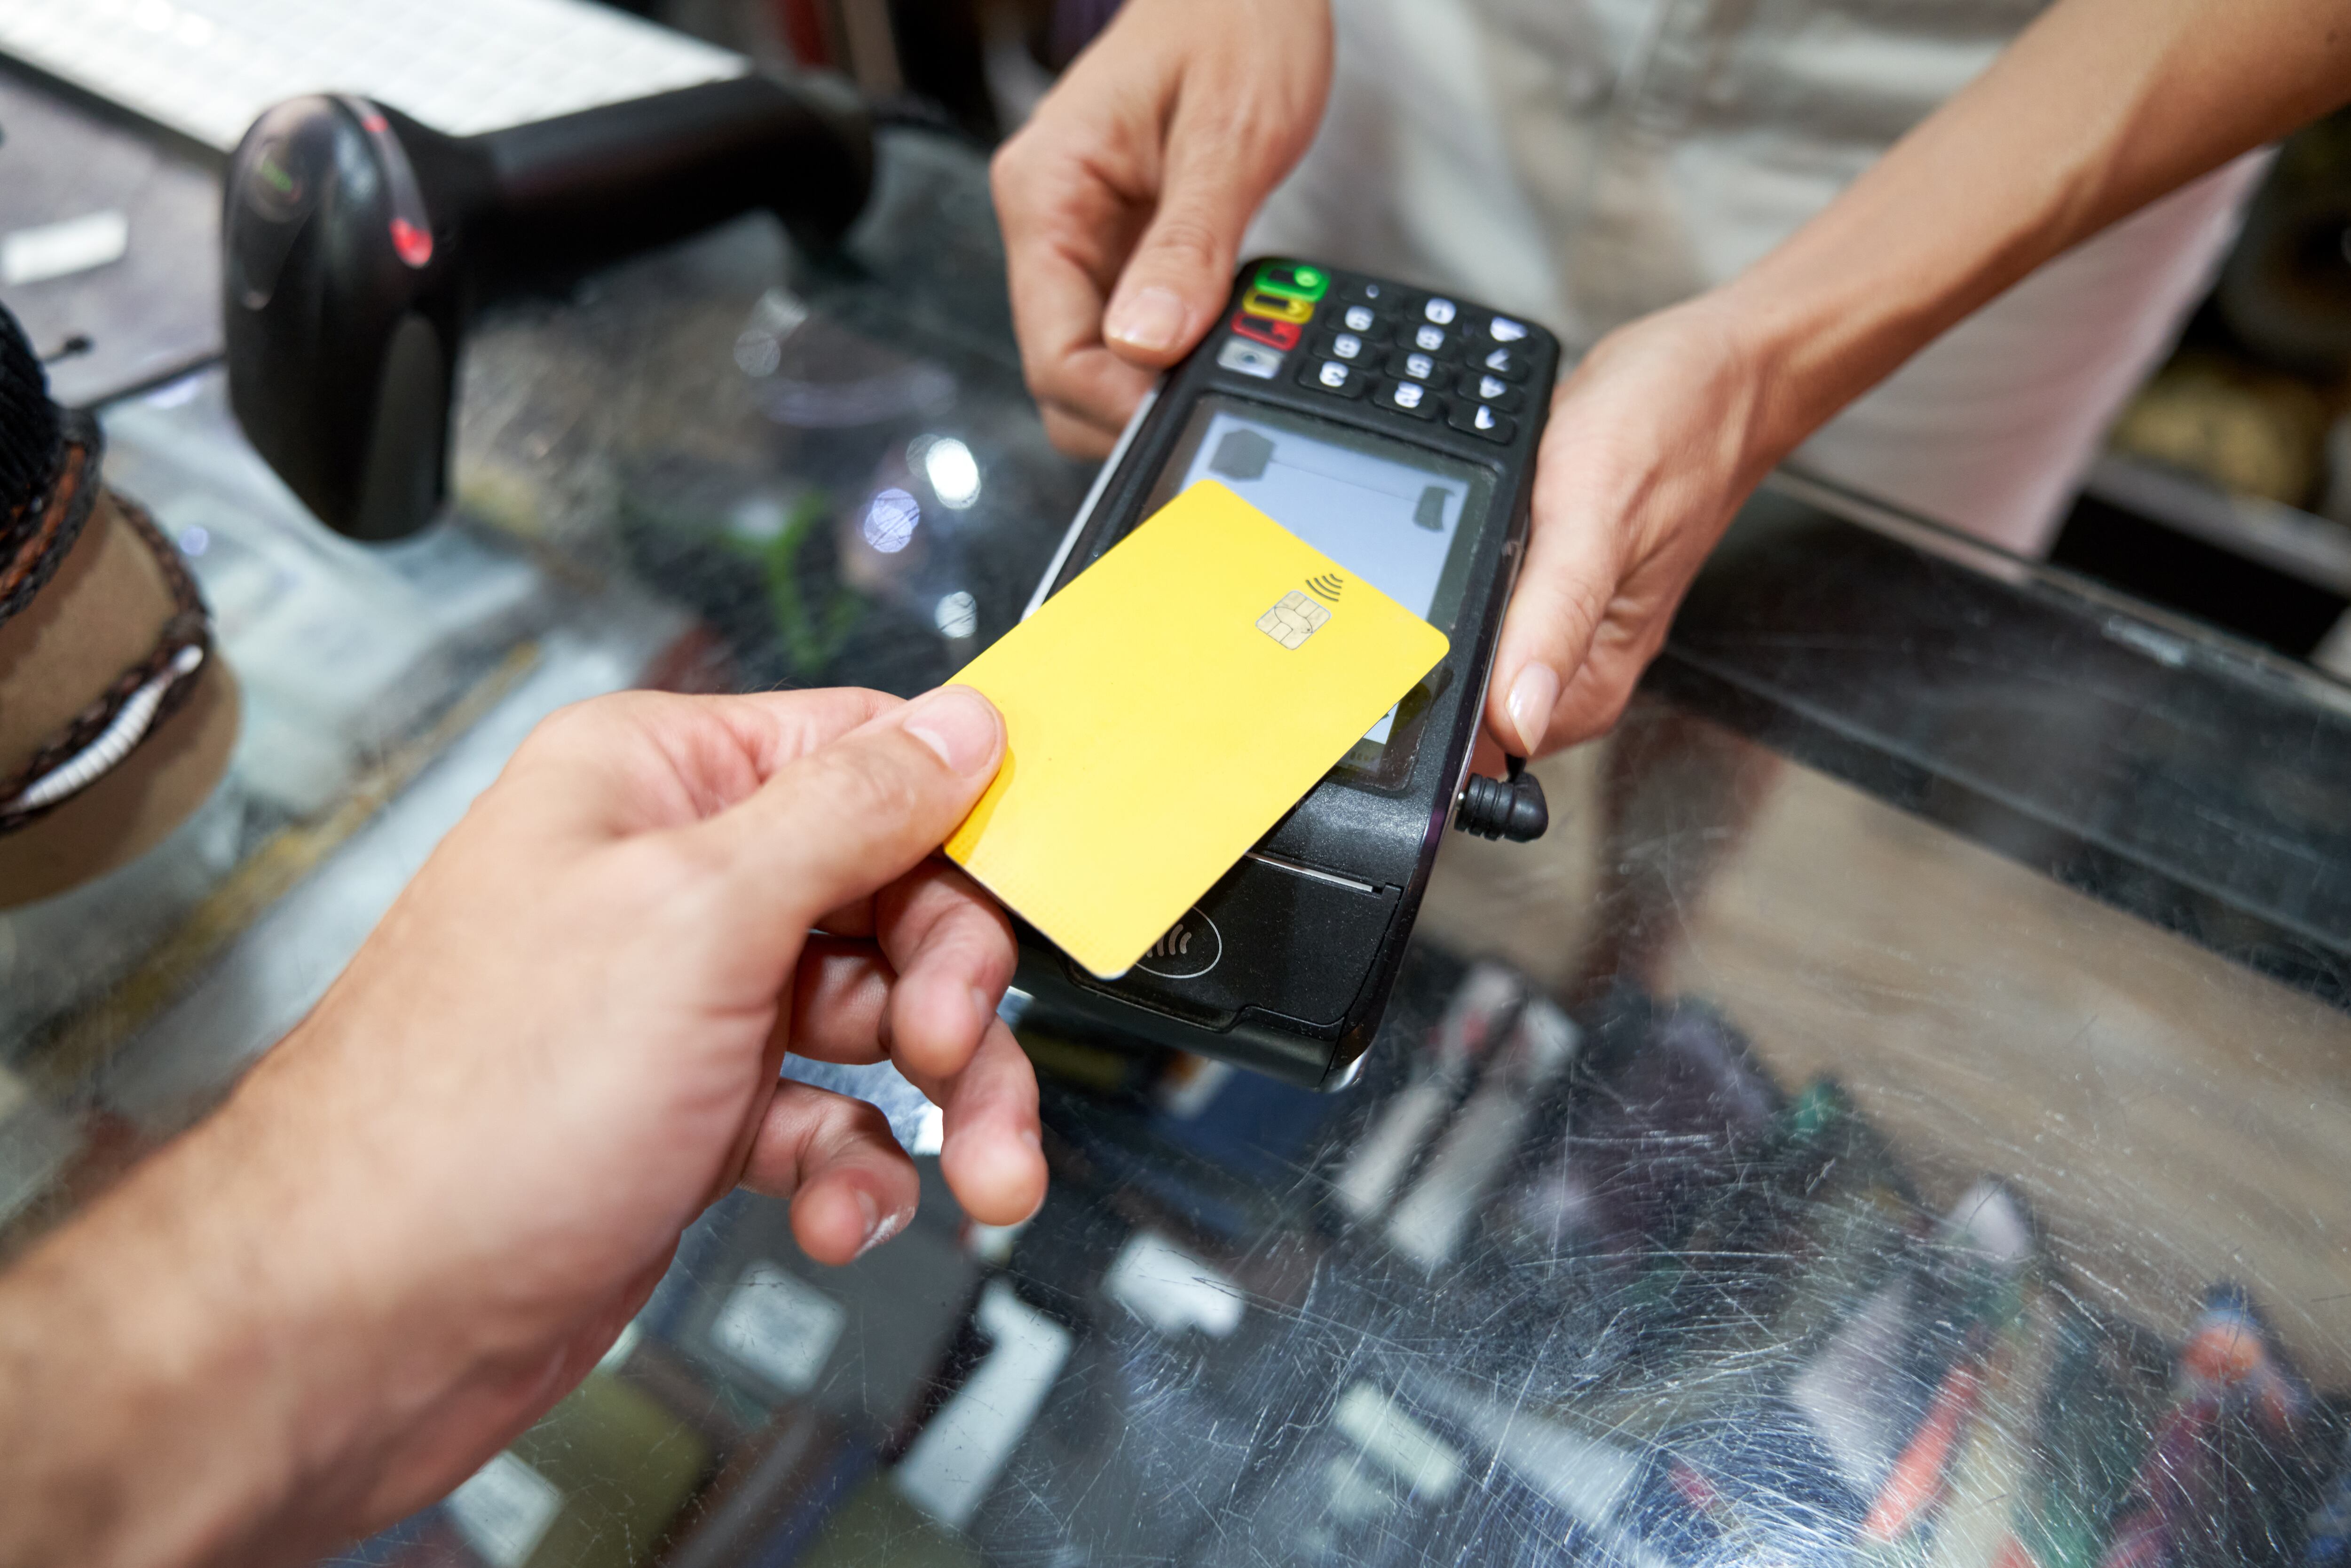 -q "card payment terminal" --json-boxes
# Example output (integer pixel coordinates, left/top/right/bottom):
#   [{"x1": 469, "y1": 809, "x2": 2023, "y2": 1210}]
[{"x1": 1010, "y1": 260, "x2": 1557, "y2": 1089}]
